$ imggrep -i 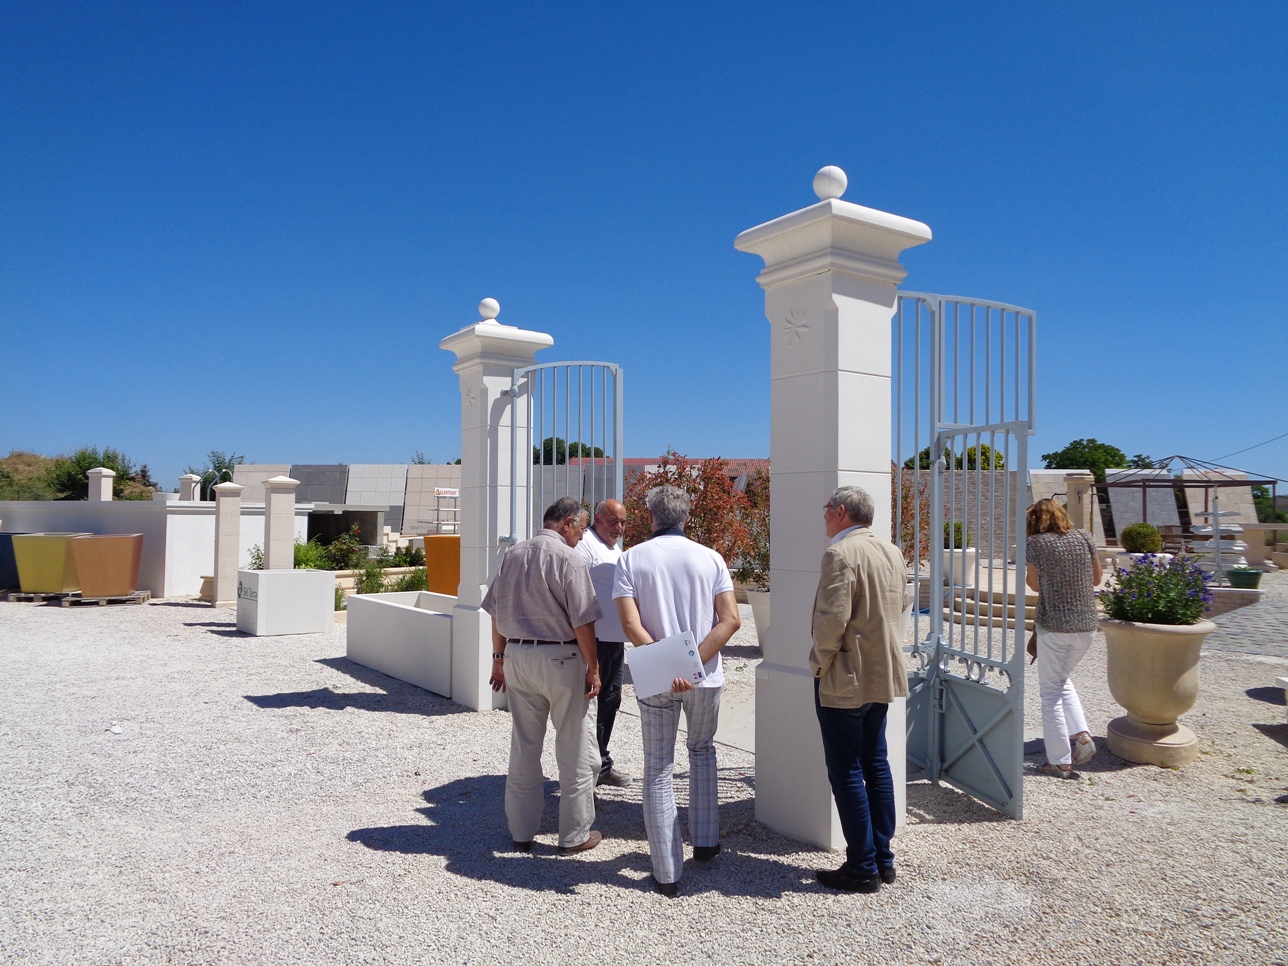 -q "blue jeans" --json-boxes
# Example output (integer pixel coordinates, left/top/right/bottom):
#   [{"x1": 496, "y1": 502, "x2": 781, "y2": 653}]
[{"x1": 814, "y1": 682, "x2": 895, "y2": 878}]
